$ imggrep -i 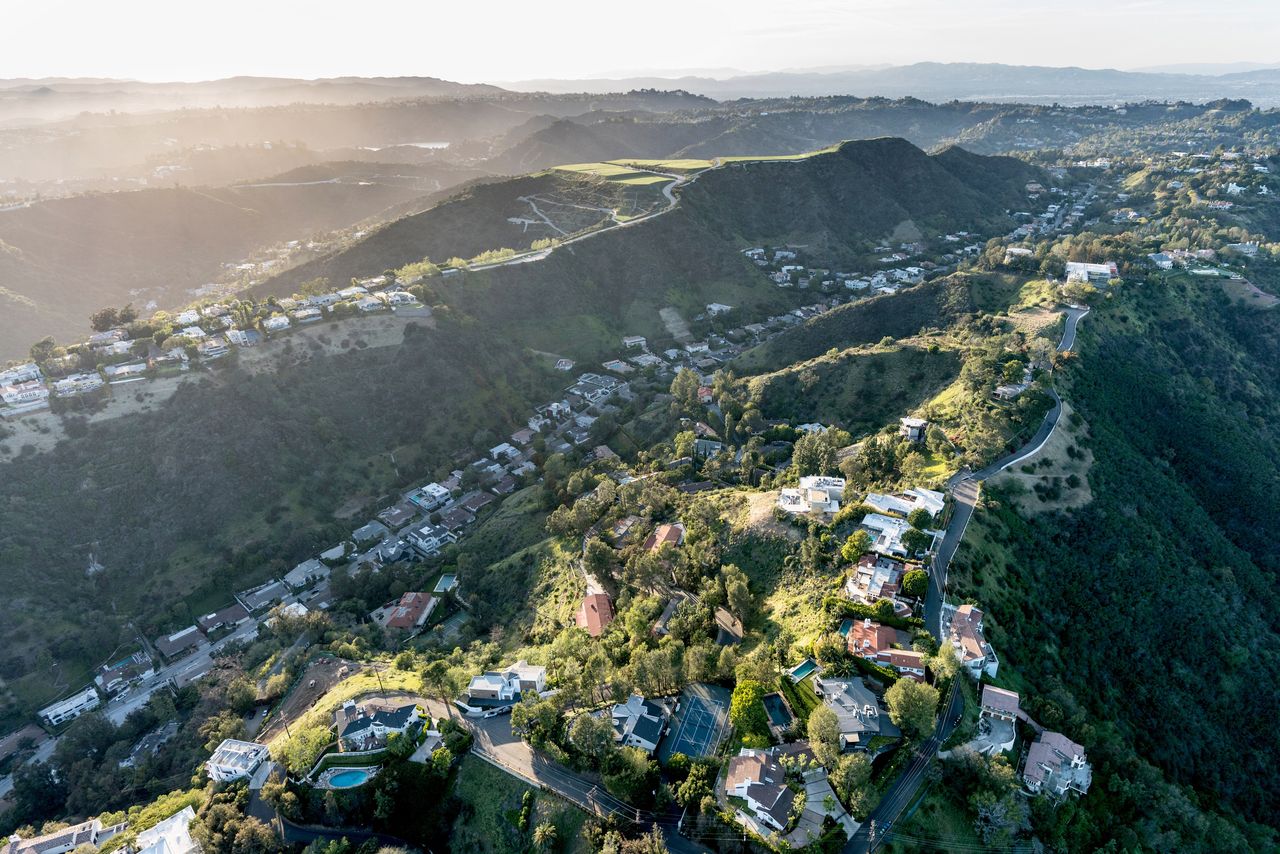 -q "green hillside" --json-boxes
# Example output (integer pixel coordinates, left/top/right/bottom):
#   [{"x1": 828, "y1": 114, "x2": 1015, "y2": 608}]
[{"x1": 951, "y1": 276, "x2": 1280, "y2": 843}]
